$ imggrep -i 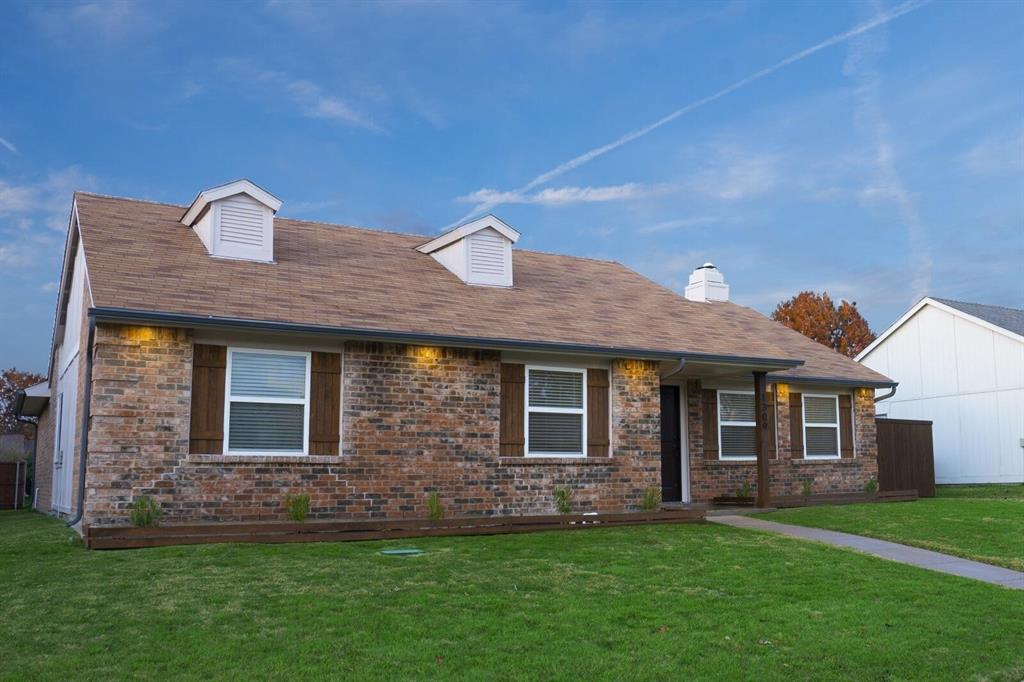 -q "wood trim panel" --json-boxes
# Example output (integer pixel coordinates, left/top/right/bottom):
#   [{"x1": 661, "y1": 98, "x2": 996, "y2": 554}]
[
  {"x1": 586, "y1": 368, "x2": 609, "y2": 457},
  {"x1": 308, "y1": 351, "x2": 342, "y2": 456},
  {"x1": 701, "y1": 389, "x2": 718, "y2": 458},
  {"x1": 838, "y1": 393, "x2": 854, "y2": 458},
  {"x1": 500, "y1": 363, "x2": 525, "y2": 456},
  {"x1": 189, "y1": 344, "x2": 226, "y2": 454},
  {"x1": 789, "y1": 392, "x2": 803, "y2": 459}
]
